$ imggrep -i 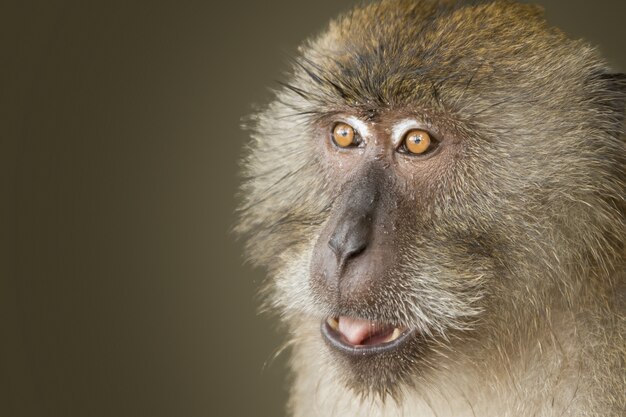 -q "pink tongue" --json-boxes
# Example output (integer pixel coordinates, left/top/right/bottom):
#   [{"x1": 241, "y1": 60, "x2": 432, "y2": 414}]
[{"x1": 337, "y1": 316, "x2": 376, "y2": 345}]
